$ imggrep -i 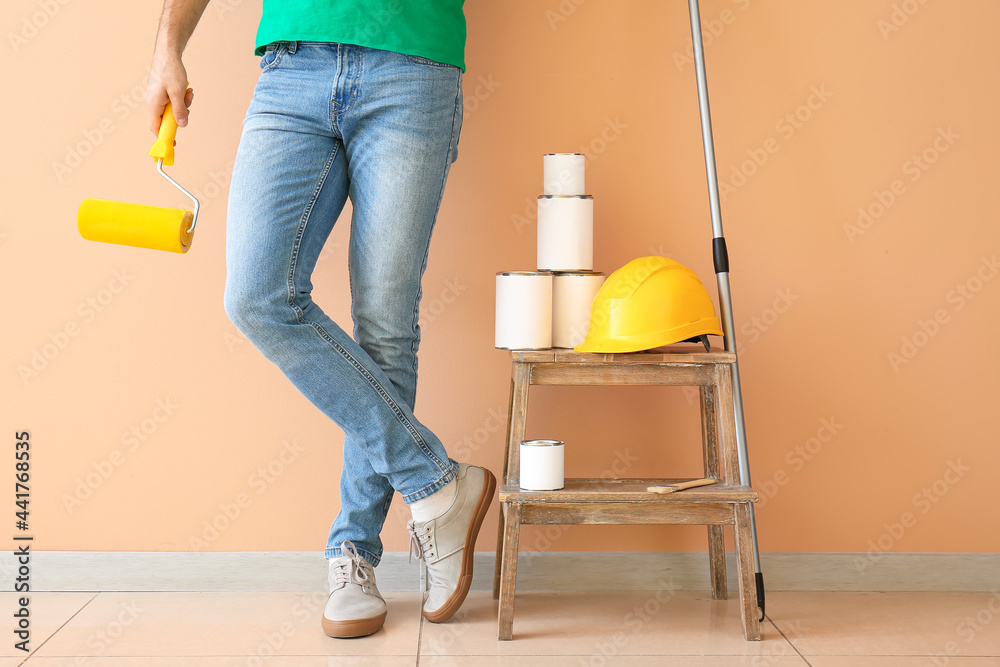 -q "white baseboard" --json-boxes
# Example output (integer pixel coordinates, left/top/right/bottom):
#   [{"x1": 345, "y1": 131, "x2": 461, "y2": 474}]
[{"x1": 3, "y1": 551, "x2": 996, "y2": 593}]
